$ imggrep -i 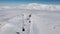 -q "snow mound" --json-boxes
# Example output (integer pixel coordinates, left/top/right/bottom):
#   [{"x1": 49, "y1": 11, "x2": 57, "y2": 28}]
[{"x1": 0, "y1": 3, "x2": 60, "y2": 11}]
